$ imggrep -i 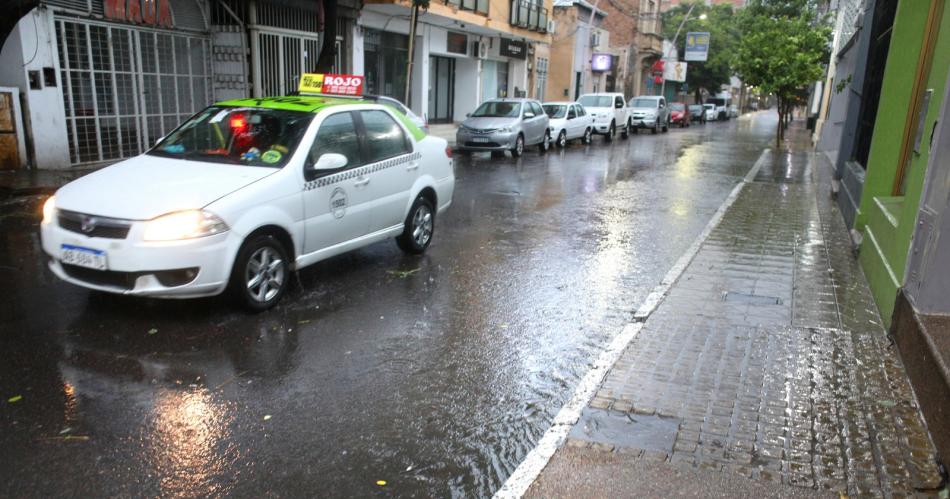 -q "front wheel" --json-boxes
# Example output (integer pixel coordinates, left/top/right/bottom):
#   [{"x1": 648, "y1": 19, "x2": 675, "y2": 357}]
[
  {"x1": 662, "y1": 120, "x2": 669, "y2": 133},
  {"x1": 396, "y1": 196, "x2": 435, "y2": 254},
  {"x1": 538, "y1": 131, "x2": 551, "y2": 153},
  {"x1": 605, "y1": 122, "x2": 615, "y2": 142},
  {"x1": 621, "y1": 120, "x2": 630, "y2": 139},
  {"x1": 556, "y1": 130, "x2": 567, "y2": 148},
  {"x1": 230, "y1": 235, "x2": 290, "y2": 312},
  {"x1": 511, "y1": 134, "x2": 525, "y2": 157},
  {"x1": 582, "y1": 127, "x2": 592, "y2": 144}
]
